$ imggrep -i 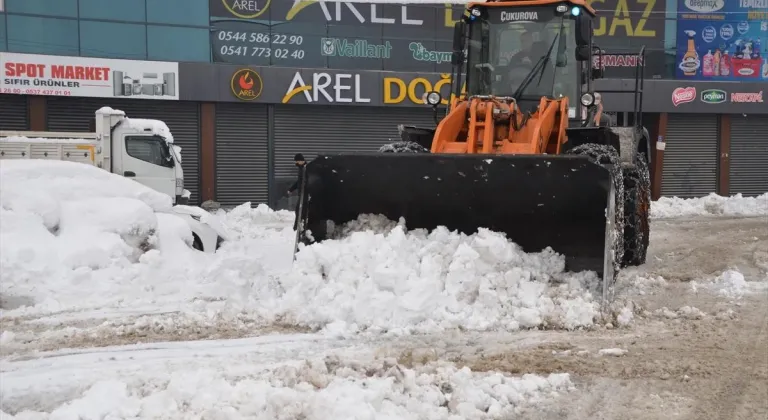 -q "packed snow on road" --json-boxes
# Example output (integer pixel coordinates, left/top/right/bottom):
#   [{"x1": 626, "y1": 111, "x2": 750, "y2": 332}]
[{"x1": 1, "y1": 159, "x2": 766, "y2": 419}]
